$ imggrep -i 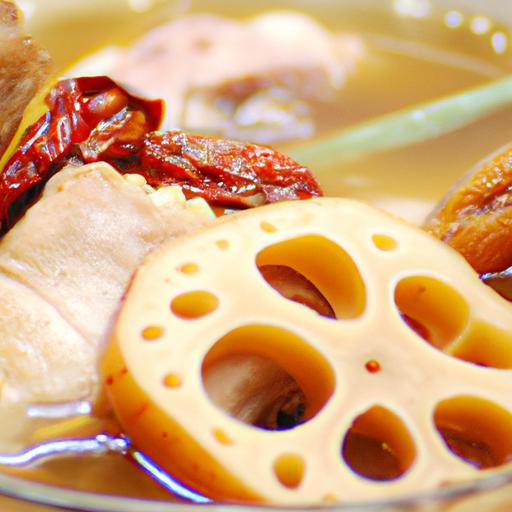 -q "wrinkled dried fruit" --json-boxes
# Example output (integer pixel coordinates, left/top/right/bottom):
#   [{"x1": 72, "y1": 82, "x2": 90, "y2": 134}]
[{"x1": 424, "y1": 143, "x2": 512, "y2": 299}]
